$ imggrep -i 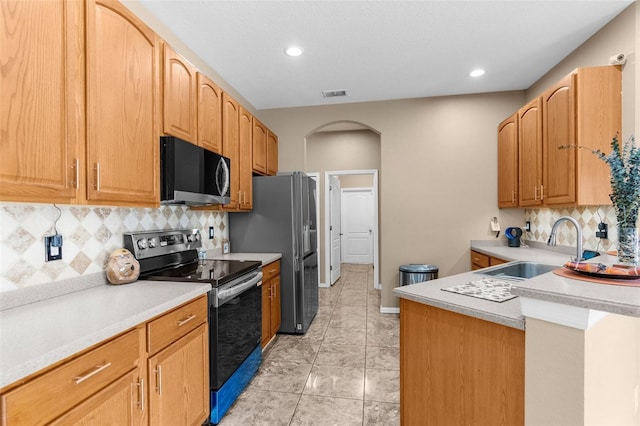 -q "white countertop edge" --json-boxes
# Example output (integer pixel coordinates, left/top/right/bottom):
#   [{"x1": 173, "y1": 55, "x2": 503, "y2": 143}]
[
  {"x1": 393, "y1": 288, "x2": 525, "y2": 330},
  {"x1": 0, "y1": 284, "x2": 210, "y2": 389},
  {"x1": 208, "y1": 252, "x2": 282, "y2": 265},
  {"x1": 519, "y1": 296, "x2": 610, "y2": 330},
  {"x1": 511, "y1": 285, "x2": 640, "y2": 318}
]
